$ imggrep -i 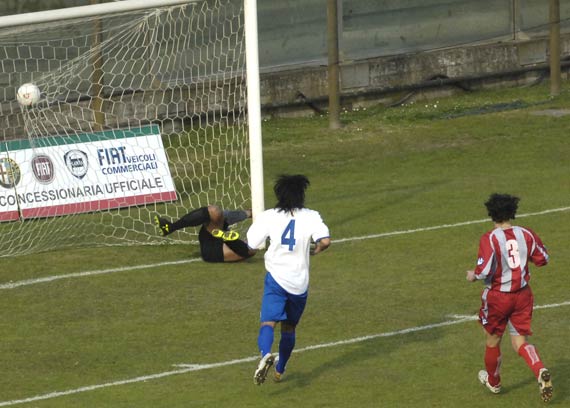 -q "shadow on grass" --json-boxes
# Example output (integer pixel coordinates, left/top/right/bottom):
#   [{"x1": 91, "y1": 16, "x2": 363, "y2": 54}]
[
  {"x1": 268, "y1": 325, "x2": 444, "y2": 394},
  {"x1": 502, "y1": 357, "x2": 569, "y2": 404},
  {"x1": 334, "y1": 179, "x2": 449, "y2": 227}
]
